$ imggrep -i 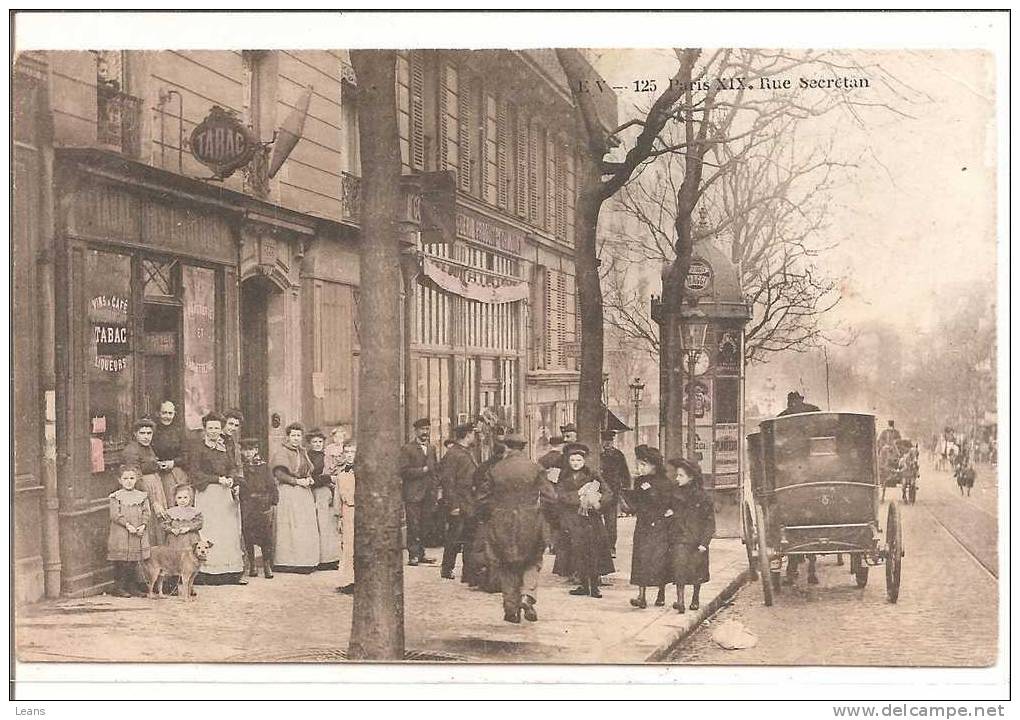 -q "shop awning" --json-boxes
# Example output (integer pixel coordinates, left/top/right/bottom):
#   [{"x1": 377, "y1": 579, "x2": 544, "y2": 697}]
[
  {"x1": 603, "y1": 405, "x2": 631, "y2": 432},
  {"x1": 422, "y1": 257, "x2": 529, "y2": 304}
]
